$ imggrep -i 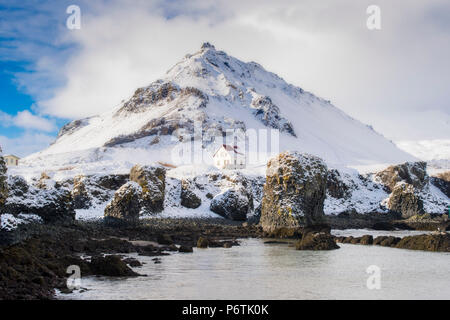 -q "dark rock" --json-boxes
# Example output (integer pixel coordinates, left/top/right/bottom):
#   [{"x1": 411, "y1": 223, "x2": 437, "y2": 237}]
[
  {"x1": 326, "y1": 169, "x2": 351, "y2": 199},
  {"x1": 0, "y1": 155, "x2": 7, "y2": 207},
  {"x1": 180, "y1": 179, "x2": 201, "y2": 209},
  {"x1": 104, "y1": 182, "x2": 142, "y2": 222},
  {"x1": 178, "y1": 245, "x2": 193, "y2": 253},
  {"x1": 360, "y1": 235, "x2": 373, "y2": 245},
  {"x1": 430, "y1": 172, "x2": 450, "y2": 198},
  {"x1": 343, "y1": 236, "x2": 354, "y2": 244},
  {"x1": 223, "y1": 242, "x2": 232, "y2": 248},
  {"x1": 375, "y1": 161, "x2": 428, "y2": 192},
  {"x1": 3, "y1": 176, "x2": 75, "y2": 223},
  {"x1": 260, "y1": 152, "x2": 328, "y2": 234},
  {"x1": 156, "y1": 234, "x2": 174, "y2": 245},
  {"x1": 210, "y1": 189, "x2": 250, "y2": 221},
  {"x1": 387, "y1": 183, "x2": 424, "y2": 218},
  {"x1": 197, "y1": 237, "x2": 209, "y2": 248},
  {"x1": 295, "y1": 232, "x2": 339, "y2": 250},
  {"x1": 371, "y1": 221, "x2": 395, "y2": 231},
  {"x1": 395, "y1": 233, "x2": 450, "y2": 252},
  {"x1": 380, "y1": 236, "x2": 401, "y2": 247},
  {"x1": 89, "y1": 255, "x2": 139, "y2": 277},
  {"x1": 373, "y1": 236, "x2": 388, "y2": 245},
  {"x1": 130, "y1": 165, "x2": 166, "y2": 214},
  {"x1": 72, "y1": 175, "x2": 92, "y2": 209},
  {"x1": 123, "y1": 257, "x2": 142, "y2": 267}
]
